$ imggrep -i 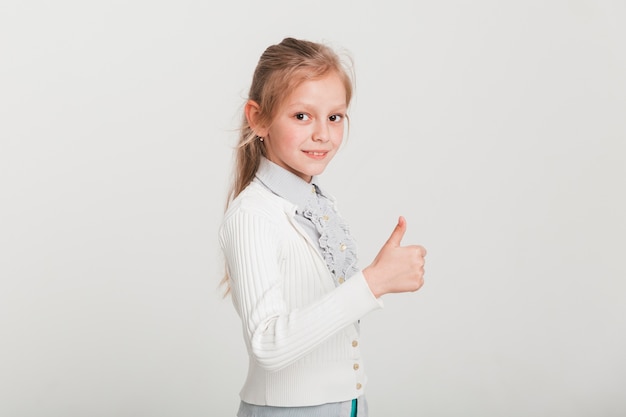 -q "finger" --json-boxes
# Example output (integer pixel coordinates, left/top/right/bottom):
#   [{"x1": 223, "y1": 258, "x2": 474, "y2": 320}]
[
  {"x1": 406, "y1": 244, "x2": 426, "y2": 256},
  {"x1": 385, "y1": 216, "x2": 407, "y2": 247}
]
